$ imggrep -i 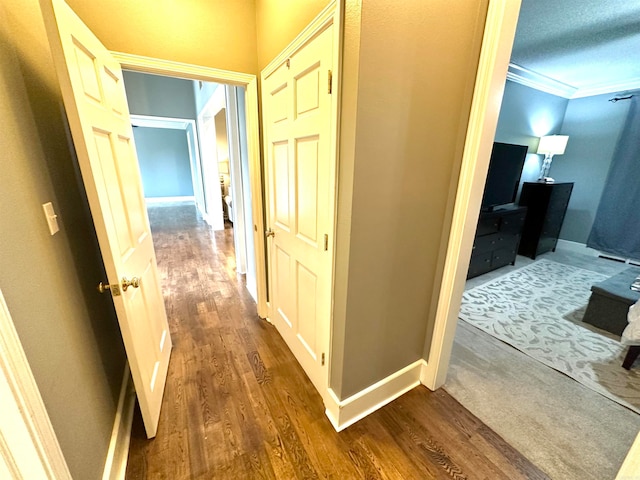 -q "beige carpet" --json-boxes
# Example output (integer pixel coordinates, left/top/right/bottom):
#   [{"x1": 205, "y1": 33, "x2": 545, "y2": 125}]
[
  {"x1": 446, "y1": 258, "x2": 640, "y2": 480},
  {"x1": 458, "y1": 259, "x2": 640, "y2": 413}
]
